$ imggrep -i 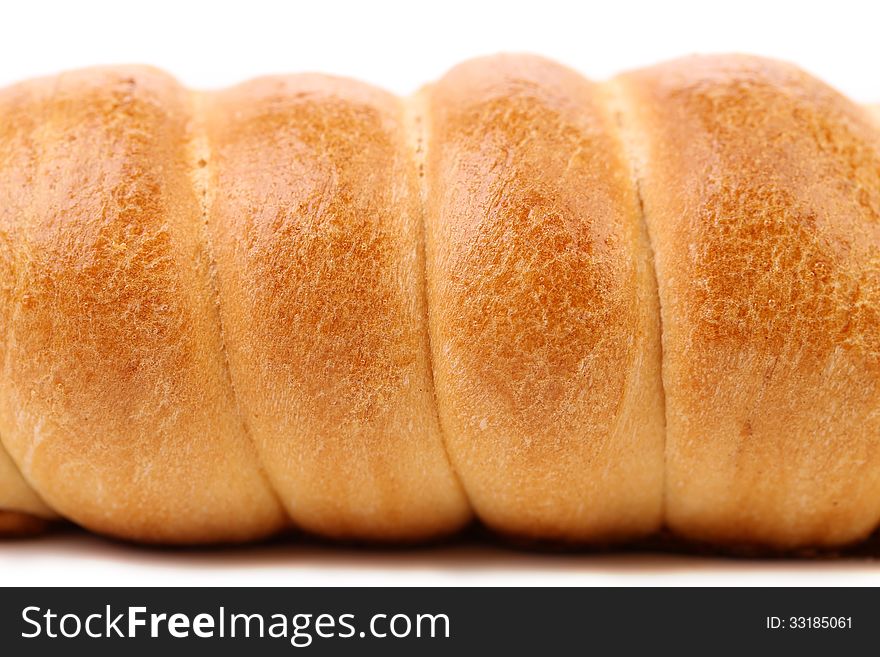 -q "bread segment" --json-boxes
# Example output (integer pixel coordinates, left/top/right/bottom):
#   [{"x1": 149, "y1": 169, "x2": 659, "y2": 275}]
[
  {"x1": 617, "y1": 56, "x2": 880, "y2": 548},
  {"x1": 424, "y1": 55, "x2": 665, "y2": 541},
  {"x1": 0, "y1": 68, "x2": 286, "y2": 542},
  {"x1": 203, "y1": 76, "x2": 470, "y2": 540}
]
